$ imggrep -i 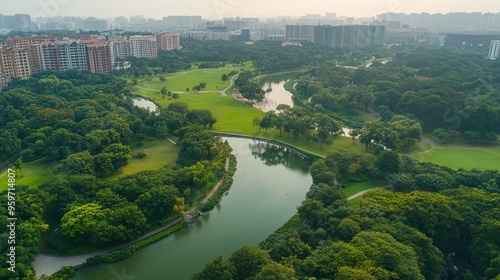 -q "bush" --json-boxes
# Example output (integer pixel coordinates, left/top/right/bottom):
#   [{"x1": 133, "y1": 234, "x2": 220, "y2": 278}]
[{"x1": 134, "y1": 149, "x2": 148, "y2": 159}]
